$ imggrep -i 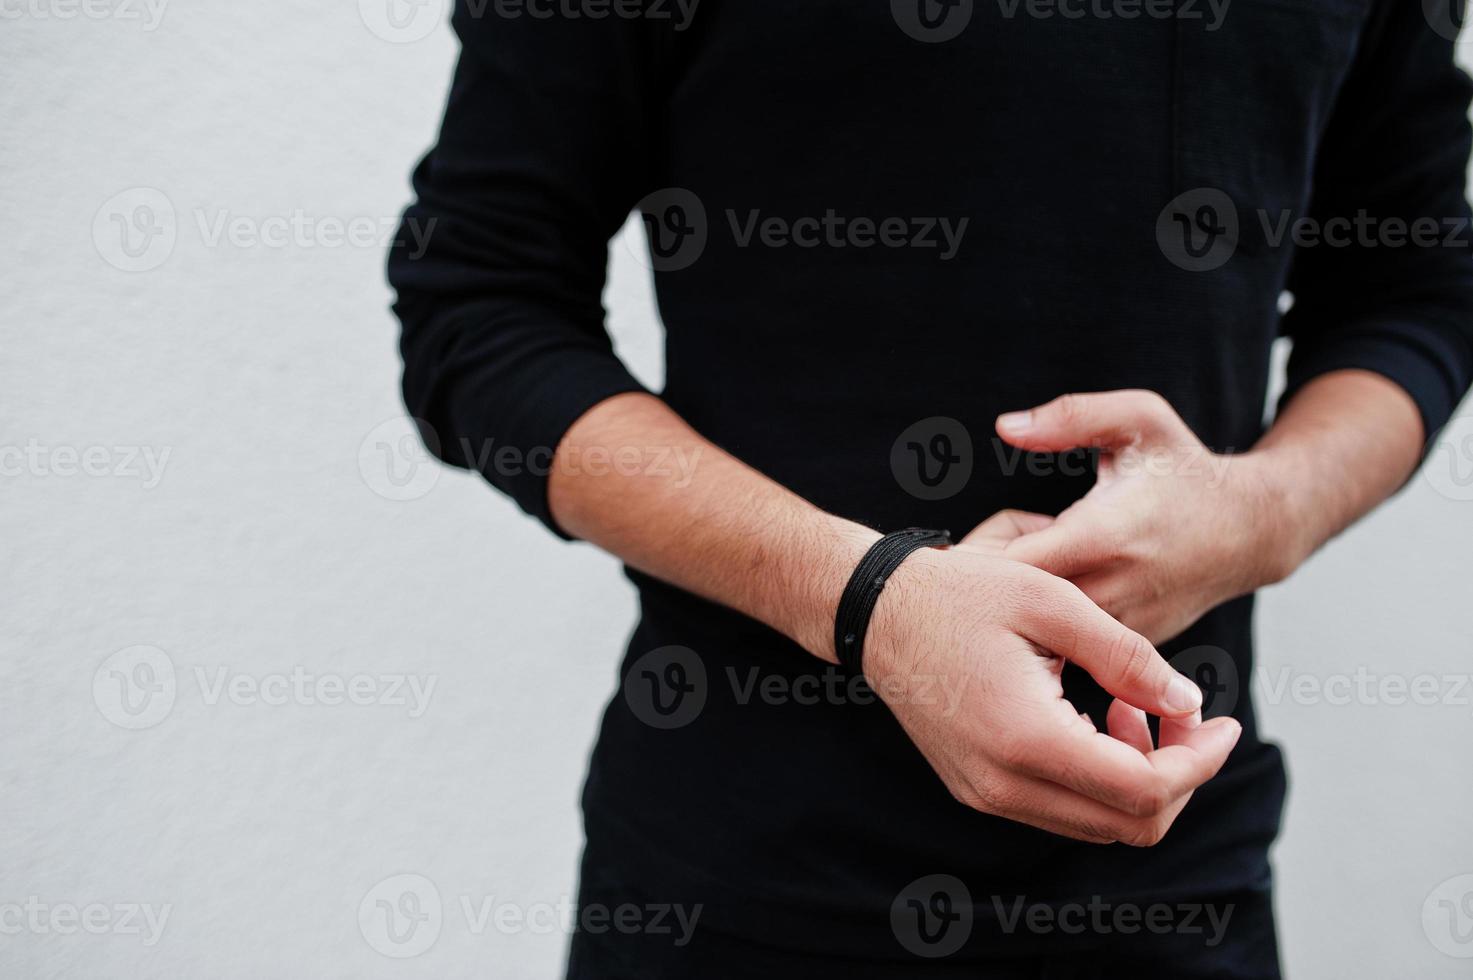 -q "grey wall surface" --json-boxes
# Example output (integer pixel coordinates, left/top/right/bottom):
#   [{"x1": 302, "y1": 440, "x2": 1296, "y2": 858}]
[{"x1": 2, "y1": 4, "x2": 1471, "y2": 977}]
